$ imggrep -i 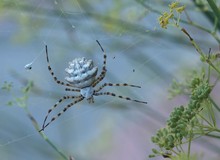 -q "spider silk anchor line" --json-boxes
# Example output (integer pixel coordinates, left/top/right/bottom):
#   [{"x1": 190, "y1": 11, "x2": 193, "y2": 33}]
[
  {"x1": 24, "y1": 46, "x2": 45, "y2": 70},
  {"x1": 39, "y1": 40, "x2": 147, "y2": 132}
]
